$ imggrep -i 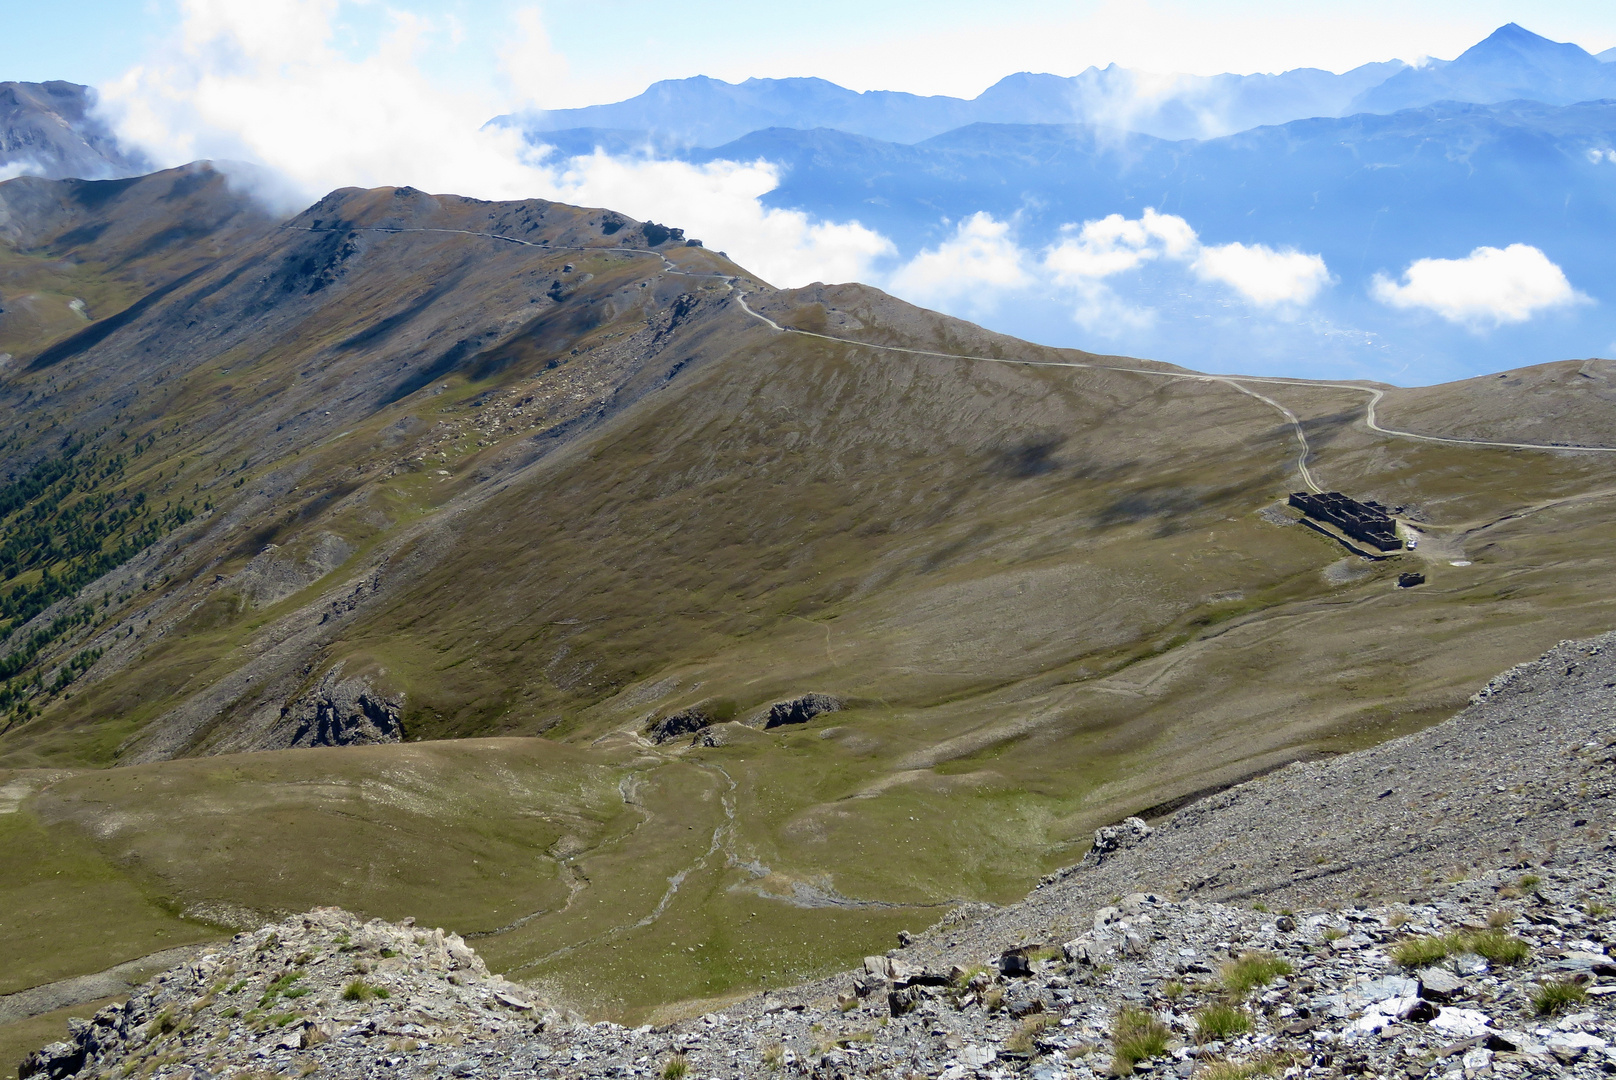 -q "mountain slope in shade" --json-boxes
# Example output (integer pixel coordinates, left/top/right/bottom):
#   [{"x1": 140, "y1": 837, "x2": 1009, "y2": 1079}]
[
  {"x1": 1354, "y1": 23, "x2": 1616, "y2": 112},
  {"x1": 0, "y1": 82, "x2": 149, "y2": 180}
]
